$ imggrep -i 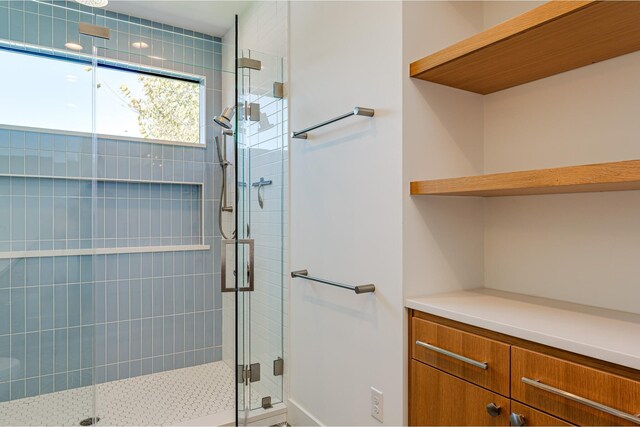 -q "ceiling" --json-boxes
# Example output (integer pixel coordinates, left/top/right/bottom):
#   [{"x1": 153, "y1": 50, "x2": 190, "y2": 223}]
[{"x1": 105, "y1": 1, "x2": 253, "y2": 37}]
